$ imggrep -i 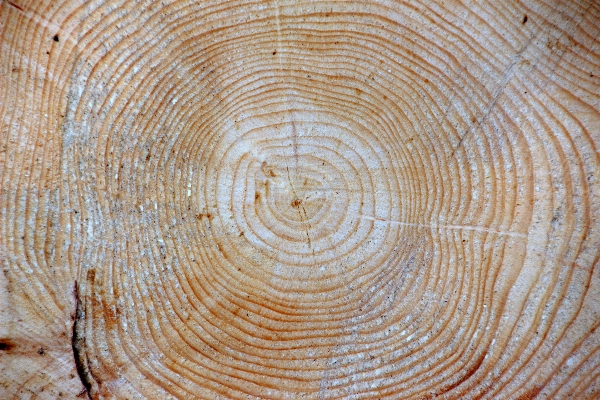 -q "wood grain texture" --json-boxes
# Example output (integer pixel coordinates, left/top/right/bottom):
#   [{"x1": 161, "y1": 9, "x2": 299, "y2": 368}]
[{"x1": 1, "y1": 0, "x2": 600, "y2": 398}]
